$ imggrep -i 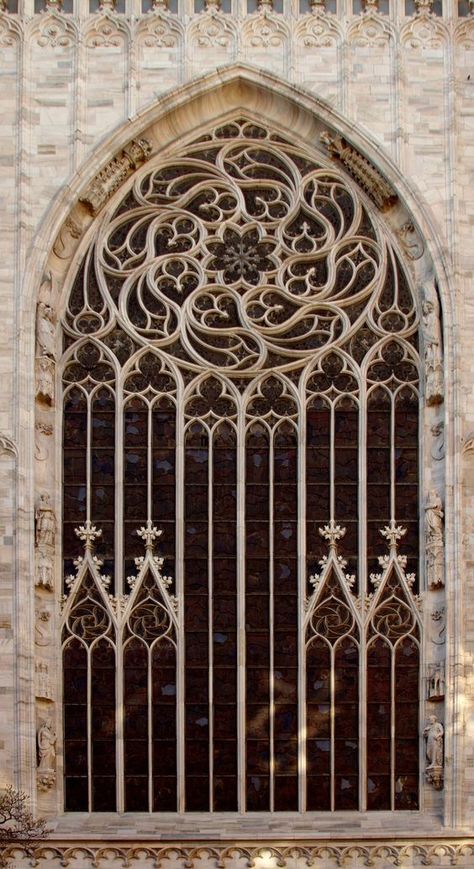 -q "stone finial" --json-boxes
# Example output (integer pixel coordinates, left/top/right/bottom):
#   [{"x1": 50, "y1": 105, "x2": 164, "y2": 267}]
[
  {"x1": 75, "y1": 520, "x2": 102, "y2": 550},
  {"x1": 380, "y1": 520, "x2": 406, "y2": 553},
  {"x1": 137, "y1": 520, "x2": 163, "y2": 551},
  {"x1": 319, "y1": 520, "x2": 346, "y2": 551},
  {"x1": 414, "y1": 0, "x2": 433, "y2": 13},
  {"x1": 320, "y1": 131, "x2": 397, "y2": 210}
]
